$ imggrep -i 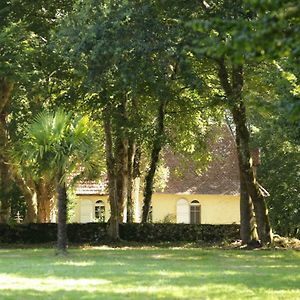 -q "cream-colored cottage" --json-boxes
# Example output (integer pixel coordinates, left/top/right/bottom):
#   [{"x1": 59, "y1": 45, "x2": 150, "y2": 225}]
[{"x1": 71, "y1": 126, "x2": 240, "y2": 225}]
